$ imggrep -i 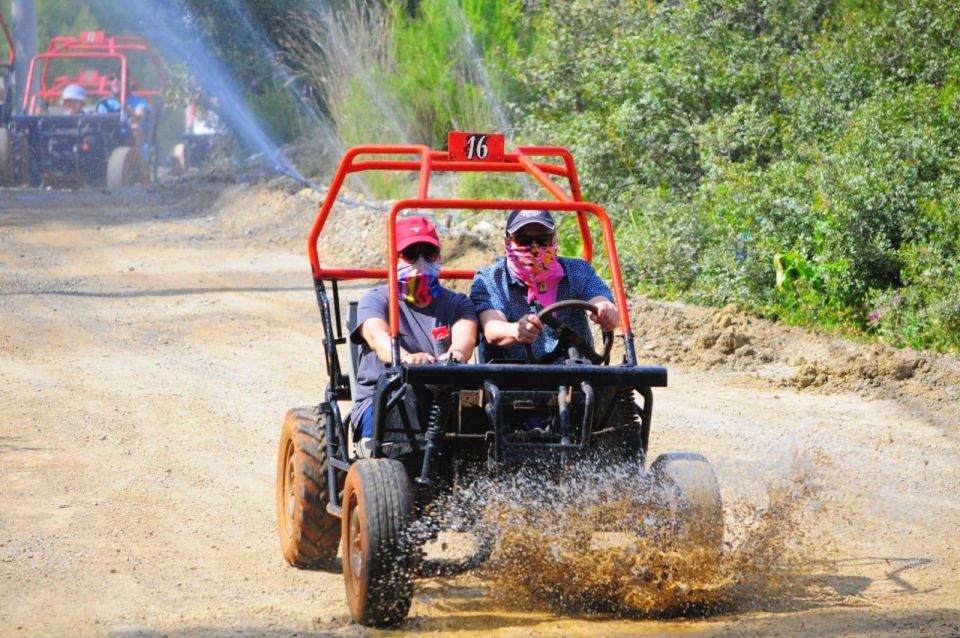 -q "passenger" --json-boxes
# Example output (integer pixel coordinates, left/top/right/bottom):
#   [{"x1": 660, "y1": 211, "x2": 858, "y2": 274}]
[
  {"x1": 470, "y1": 209, "x2": 619, "y2": 361},
  {"x1": 97, "y1": 73, "x2": 151, "y2": 161},
  {"x1": 350, "y1": 216, "x2": 478, "y2": 456},
  {"x1": 95, "y1": 73, "x2": 123, "y2": 114},
  {"x1": 125, "y1": 80, "x2": 152, "y2": 160},
  {"x1": 60, "y1": 84, "x2": 87, "y2": 115},
  {"x1": 173, "y1": 92, "x2": 222, "y2": 172}
]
